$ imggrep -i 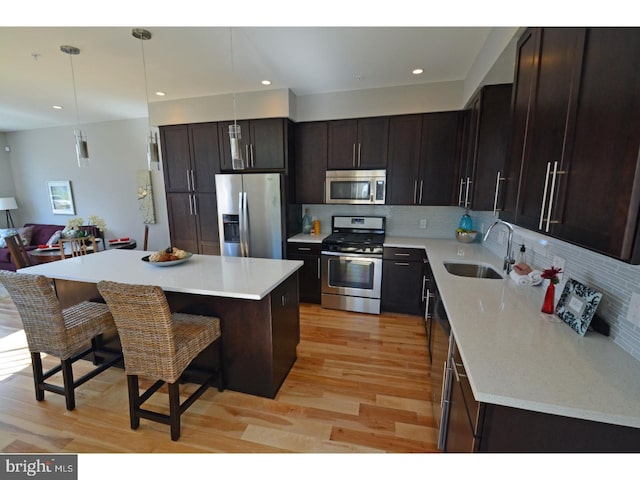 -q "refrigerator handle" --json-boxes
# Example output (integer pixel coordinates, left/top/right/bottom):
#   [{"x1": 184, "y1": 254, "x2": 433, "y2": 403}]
[
  {"x1": 238, "y1": 191, "x2": 246, "y2": 257},
  {"x1": 243, "y1": 191, "x2": 250, "y2": 257}
]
